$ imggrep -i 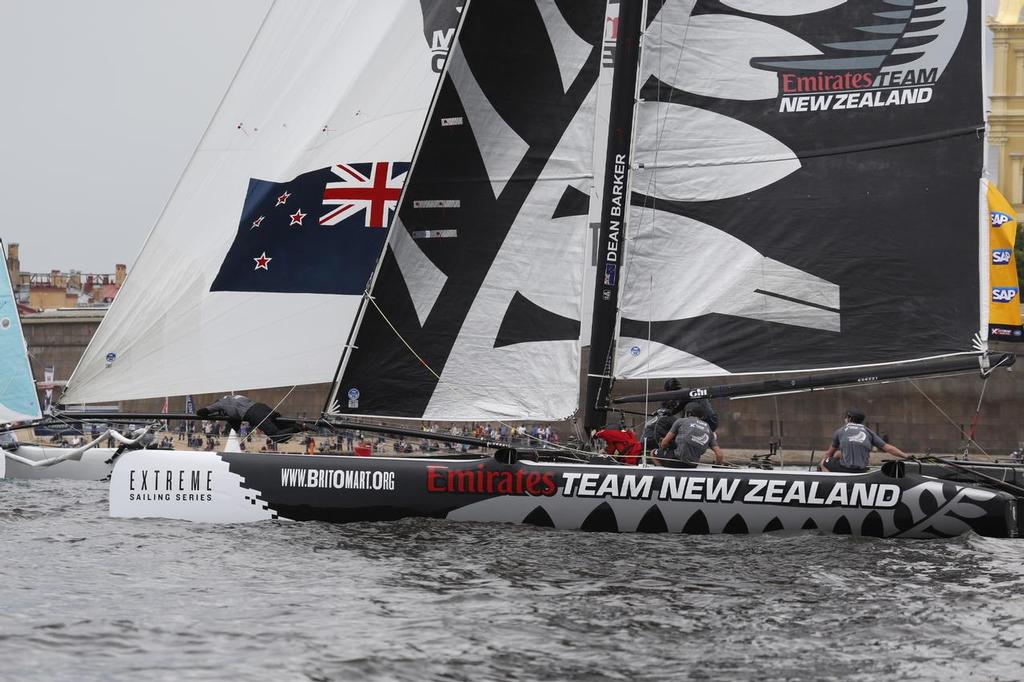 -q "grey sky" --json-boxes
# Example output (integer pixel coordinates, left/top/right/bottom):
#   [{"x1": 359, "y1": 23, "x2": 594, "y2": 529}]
[
  {"x1": 0, "y1": 0, "x2": 269, "y2": 274},
  {"x1": 0, "y1": 0, "x2": 1004, "y2": 274}
]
